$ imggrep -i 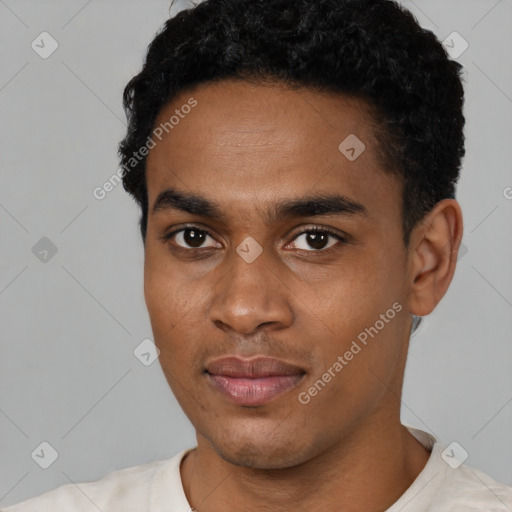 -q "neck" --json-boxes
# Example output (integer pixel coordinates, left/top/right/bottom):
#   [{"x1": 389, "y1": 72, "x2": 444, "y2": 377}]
[{"x1": 180, "y1": 414, "x2": 430, "y2": 512}]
